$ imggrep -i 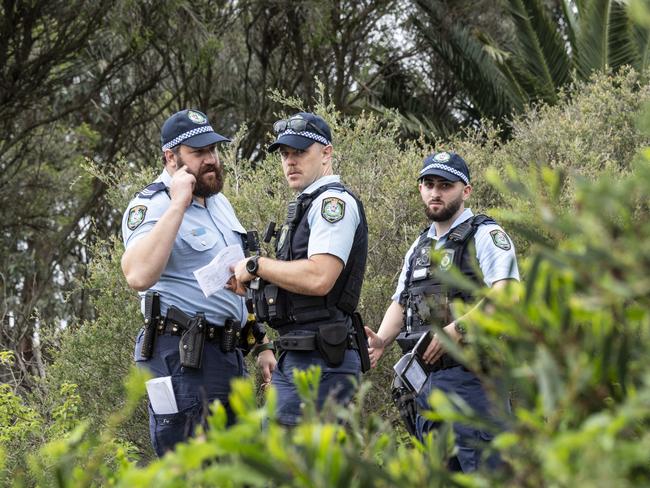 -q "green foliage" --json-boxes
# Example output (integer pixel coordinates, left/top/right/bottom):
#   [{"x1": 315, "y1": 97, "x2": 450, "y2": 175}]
[
  {"x1": 412, "y1": 0, "x2": 650, "y2": 124},
  {"x1": 0, "y1": 354, "x2": 42, "y2": 446},
  {"x1": 43, "y1": 234, "x2": 153, "y2": 460},
  {"x1": 5, "y1": 46, "x2": 650, "y2": 488},
  {"x1": 446, "y1": 68, "x2": 650, "y2": 256},
  {"x1": 22, "y1": 367, "x2": 149, "y2": 488},
  {"x1": 19, "y1": 369, "x2": 464, "y2": 488},
  {"x1": 0, "y1": 364, "x2": 92, "y2": 485}
]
